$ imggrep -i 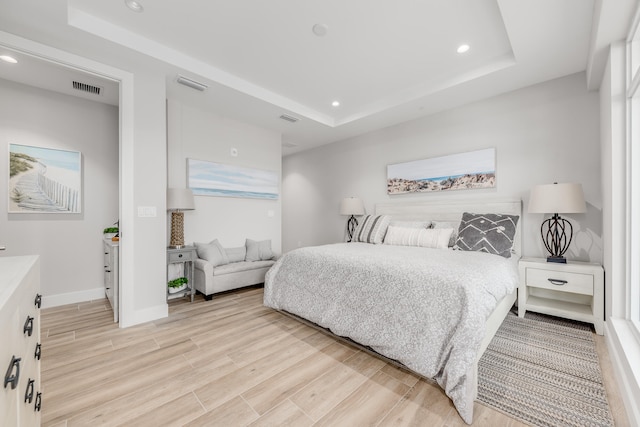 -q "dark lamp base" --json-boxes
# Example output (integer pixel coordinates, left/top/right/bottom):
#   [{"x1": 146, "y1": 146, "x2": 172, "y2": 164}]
[{"x1": 546, "y1": 256, "x2": 567, "y2": 264}]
